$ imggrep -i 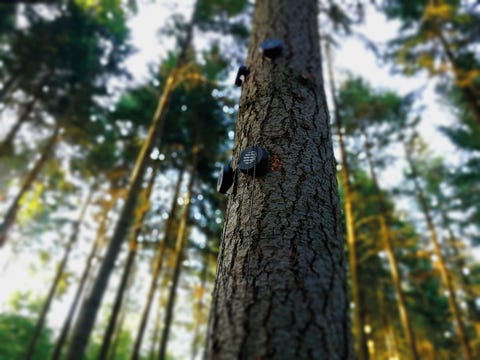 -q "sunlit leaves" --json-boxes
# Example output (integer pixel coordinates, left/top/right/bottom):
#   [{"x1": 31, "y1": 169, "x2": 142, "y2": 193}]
[{"x1": 17, "y1": 182, "x2": 44, "y2": 227}]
